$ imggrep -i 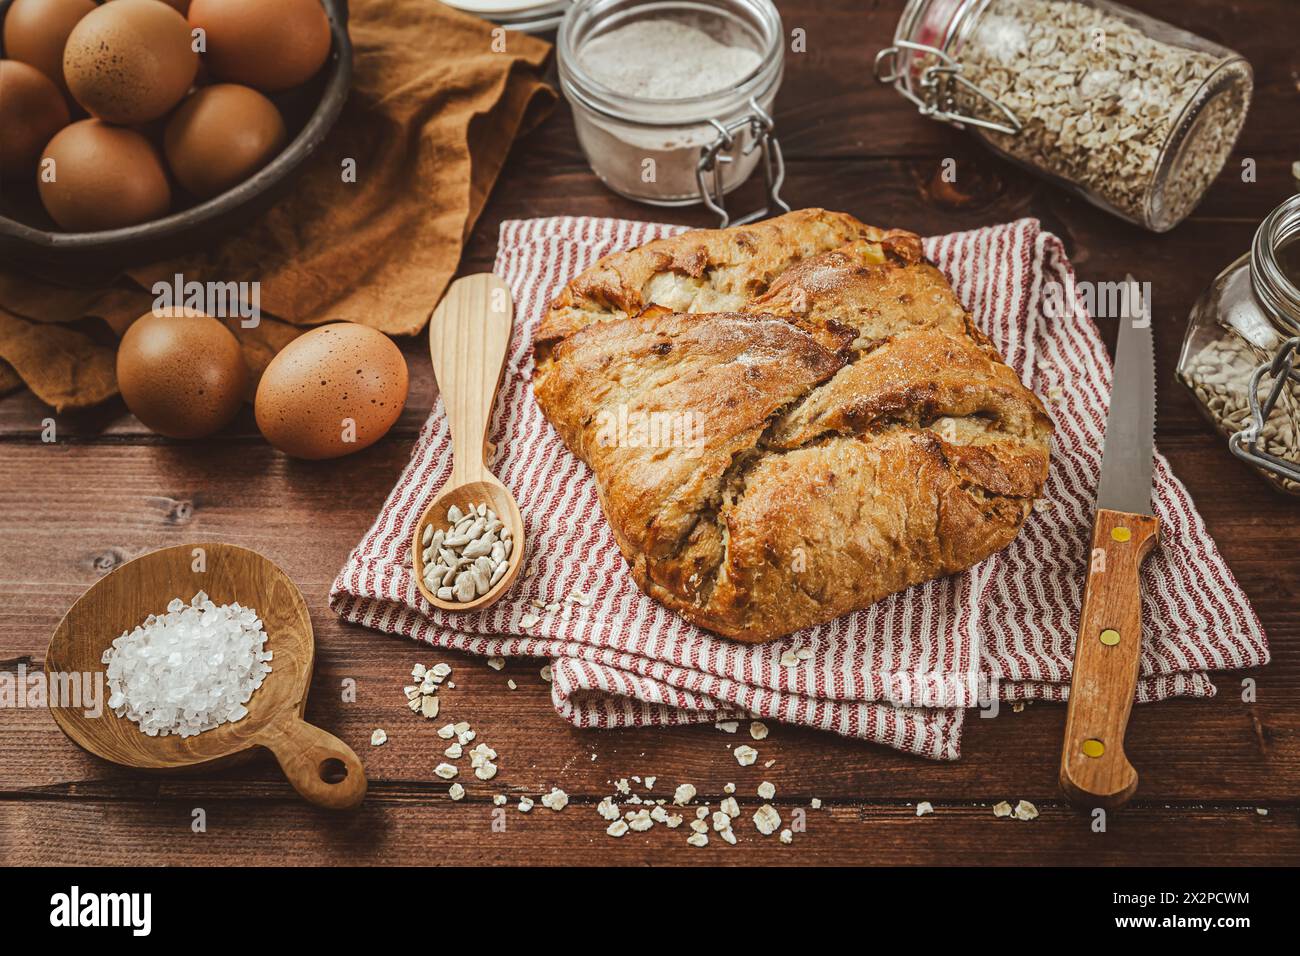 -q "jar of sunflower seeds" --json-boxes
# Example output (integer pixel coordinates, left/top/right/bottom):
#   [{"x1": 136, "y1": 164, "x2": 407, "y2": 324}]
[
  {"x1": 1177, "y1": 194, "x2": 1300, "y2": 495},
  {"x1": 874, "y1": 0, "x2": 1253, "y2": 232}
]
